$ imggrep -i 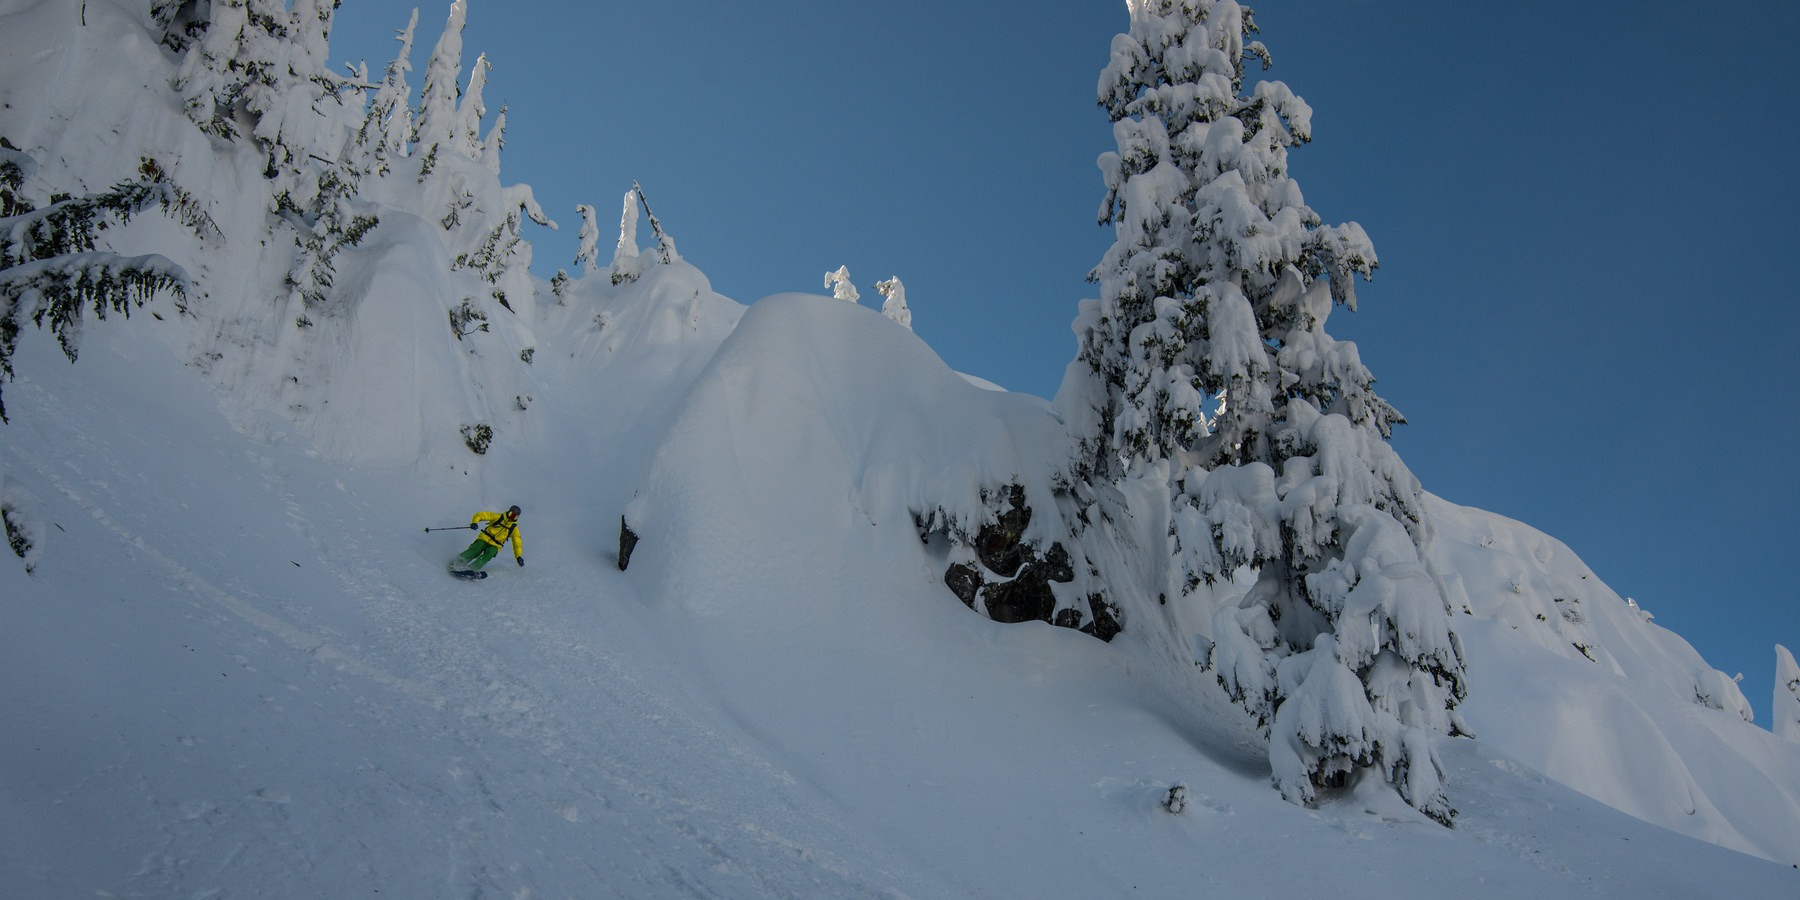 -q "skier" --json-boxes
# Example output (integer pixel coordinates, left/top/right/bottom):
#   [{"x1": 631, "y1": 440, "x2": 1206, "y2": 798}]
[{"x1": 451, "y1": 505, "x2": 524, "y2": 577}]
